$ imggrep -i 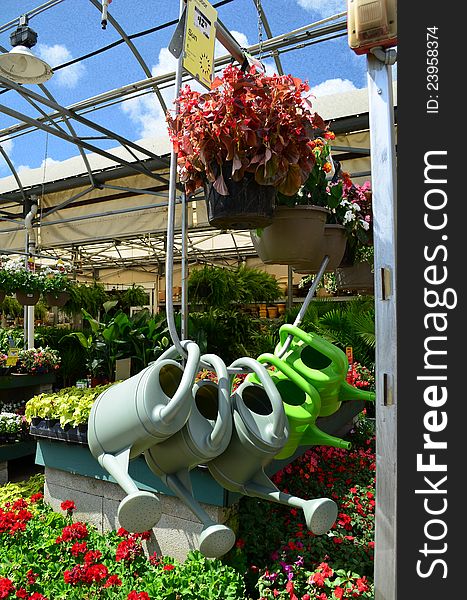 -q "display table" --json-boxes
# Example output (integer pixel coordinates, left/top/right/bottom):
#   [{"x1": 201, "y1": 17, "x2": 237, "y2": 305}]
[
  {"x1": 0, "y1": 440, "x2": 37, "y2": 484},
  {"x1": 0, "y1": 373, "x2": 56, "y2": 405}
]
